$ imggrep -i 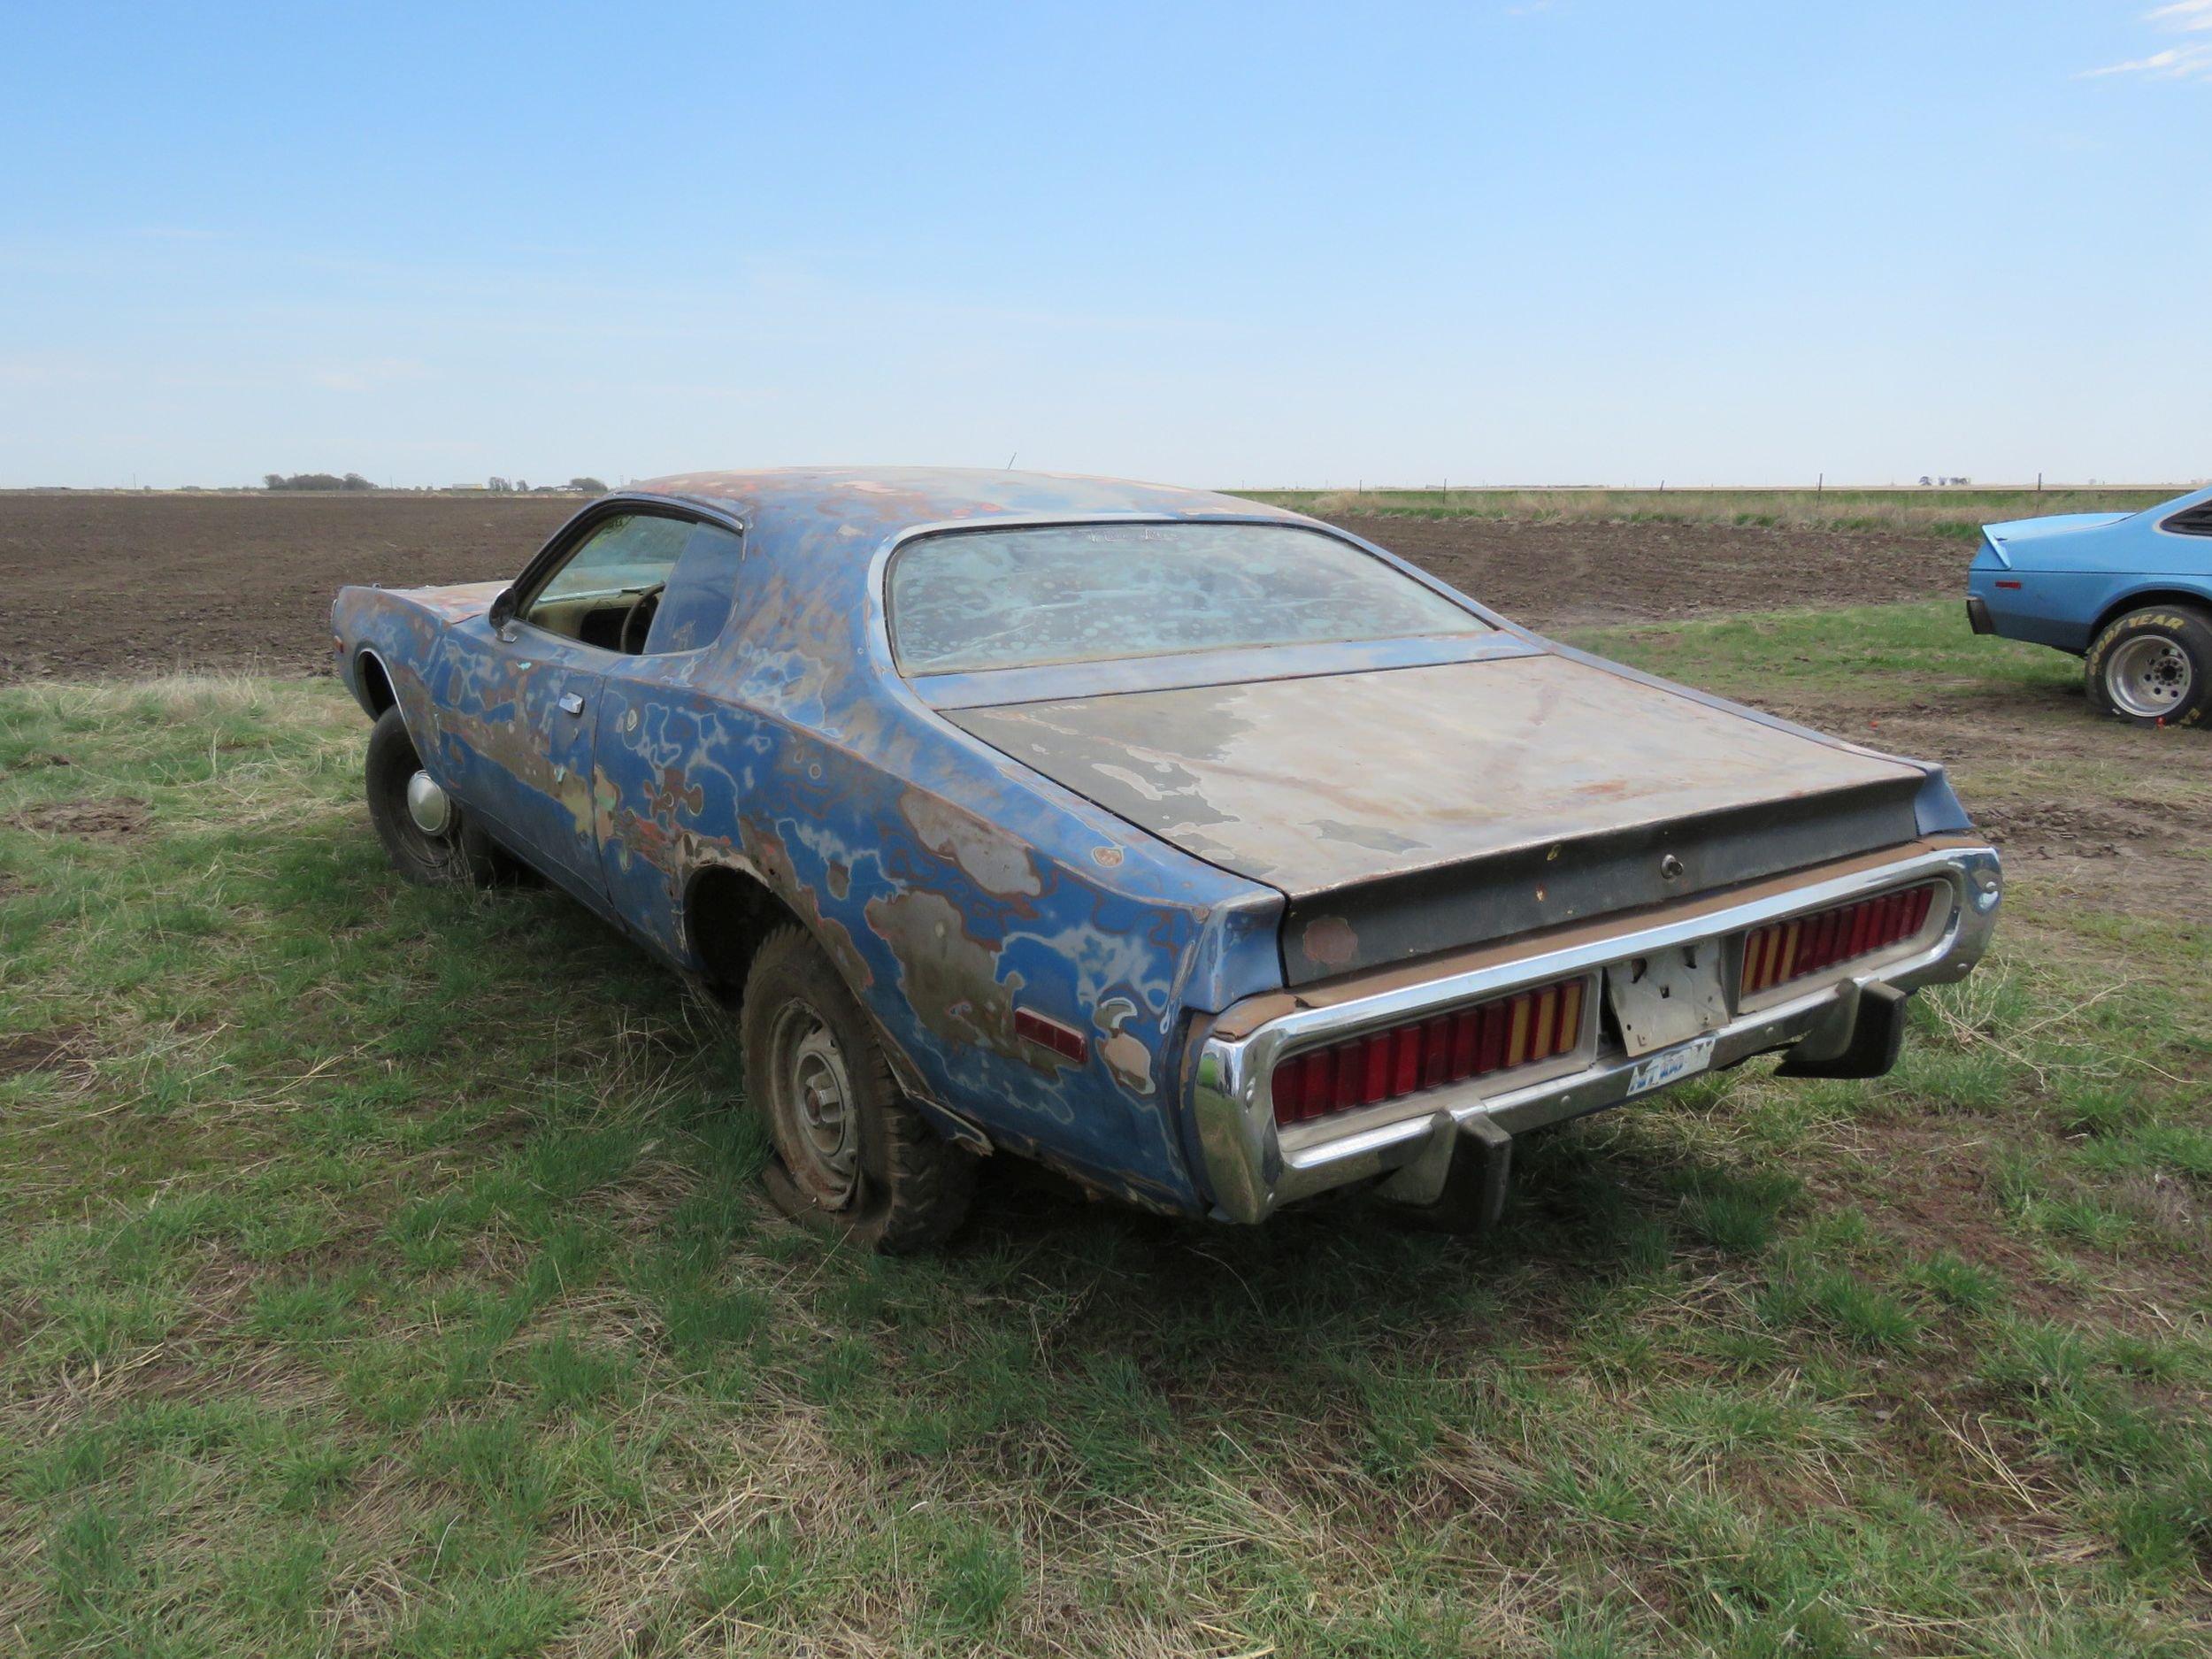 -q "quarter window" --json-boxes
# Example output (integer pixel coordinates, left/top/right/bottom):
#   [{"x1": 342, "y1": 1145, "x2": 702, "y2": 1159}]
[{"x1": 2162, "y1": 500, "x2": 2212, "y2": 538}]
